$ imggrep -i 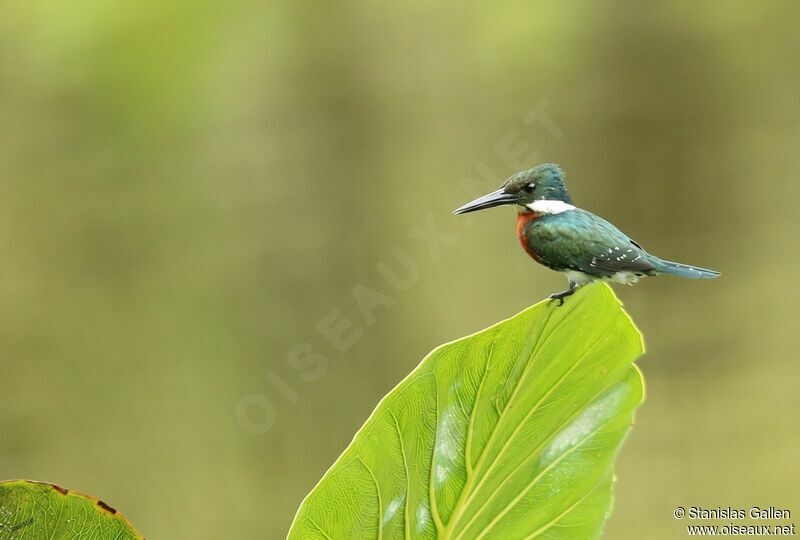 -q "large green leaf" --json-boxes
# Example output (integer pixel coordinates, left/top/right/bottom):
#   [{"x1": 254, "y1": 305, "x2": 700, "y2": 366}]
[
  {"x1": 0, "y1": 480, "x2": 142, "y2": 539},
  {"x1": 289, "y1": 283, "x2": 645, "y2": 540}
]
